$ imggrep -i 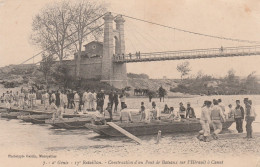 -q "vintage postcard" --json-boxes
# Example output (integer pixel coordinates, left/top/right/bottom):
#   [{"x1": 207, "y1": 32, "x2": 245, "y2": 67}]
[{"x1": 0, "y1": 0, "x2": 259, "y2": 166}]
